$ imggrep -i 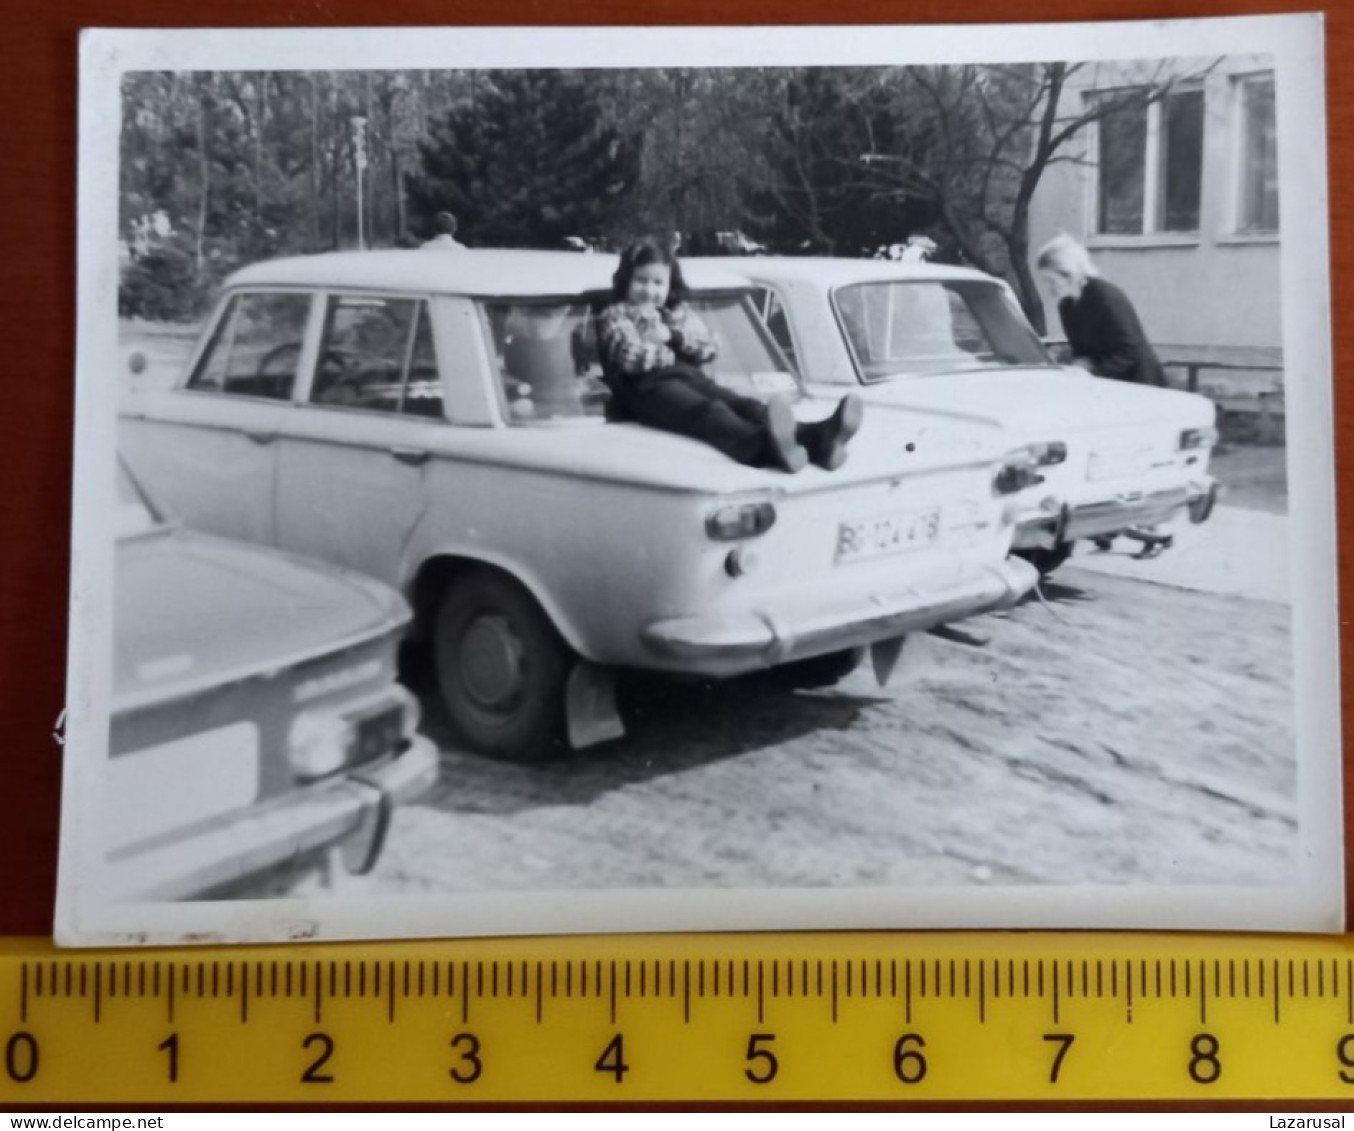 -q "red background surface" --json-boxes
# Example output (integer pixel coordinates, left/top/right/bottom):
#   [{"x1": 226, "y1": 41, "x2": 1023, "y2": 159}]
[{"x1": 0, "y1": 1, "x2": 1346, "y2": 938}]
